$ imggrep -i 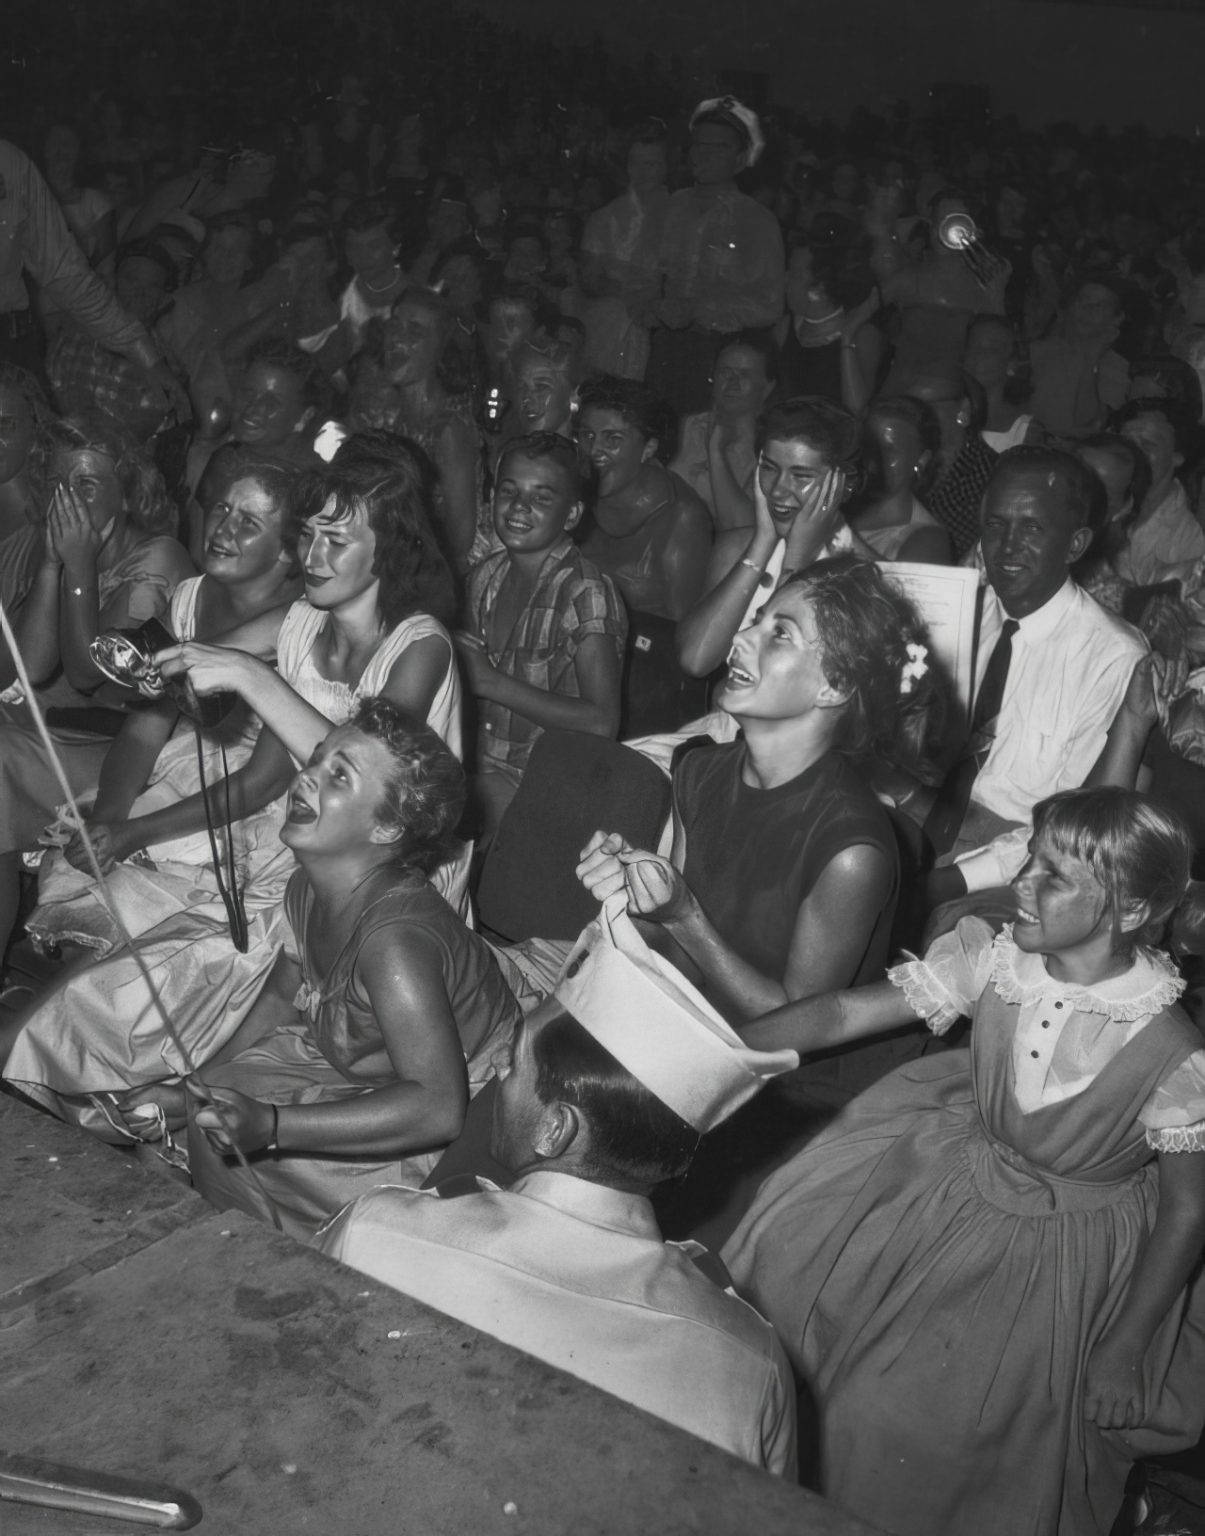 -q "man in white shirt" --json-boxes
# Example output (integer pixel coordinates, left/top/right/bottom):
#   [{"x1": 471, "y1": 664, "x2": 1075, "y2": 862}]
[
  {"x1": 316, "y1": 897, "x2": 799, "y2": 1478},
  {"x1": 933, "y1": 446, "x2": 1146, "y2": 896}
]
